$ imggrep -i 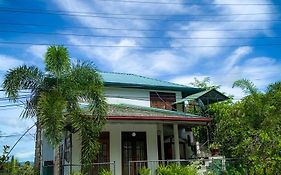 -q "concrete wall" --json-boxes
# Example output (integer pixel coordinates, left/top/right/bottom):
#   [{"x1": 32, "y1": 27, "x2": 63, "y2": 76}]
[
  {"x1": 69, "y1": 123, "x2": 158, "y2": 175},
  {"x1": 104, "y1": 87, "x2": 182, "y2": 107}
]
